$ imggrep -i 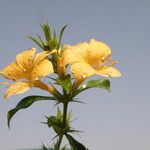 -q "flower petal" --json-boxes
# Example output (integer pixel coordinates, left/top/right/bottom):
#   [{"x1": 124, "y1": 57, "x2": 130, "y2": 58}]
[
  {"x1": 4, "y1": 82, "x2": 31, "y2": 98},
  {"x1": 71, "y1": 62, "x2": 96, "y2": 81},
  {"x1": 0, "y1": 62, "x2": 26, "y2": 81},
  {"x1": 32, "y1": 80, "x2": 54, "y2": 93},
  {"x1": 57, "y1": 57, "x2": 66, "y2": 77},
  {"x1": 33, "y1": 49, "x2": 57, "y2": 65},
  {"x1": 62, "y1": 39, "x2": 111, "y2": 67},
  {"x1": 88, "y1": 39, "x2": 111, "y2": 66},
  {"x1": 31, "y1": 59, "x2": 54, "y2": 80},
  {"x1": 16, "y1": 48, "x2": 36, "y2": 70},
  {"x1": 96, "y1": 66, "x2": 121, "y2": 77},
  {"x1": 62, "y1": 44, "x2": 87, "y2": 66}
]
